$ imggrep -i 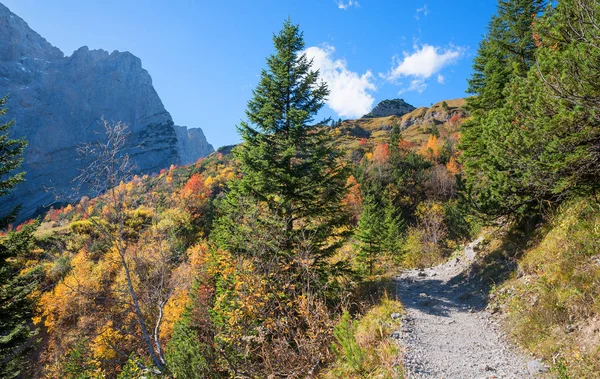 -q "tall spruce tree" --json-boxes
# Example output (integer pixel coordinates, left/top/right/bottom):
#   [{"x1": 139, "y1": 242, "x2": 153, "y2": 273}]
[
  {"x1": 461, "y1": 0, "x2": 547, "y2": 218},
  {"x1": 210, "y1": 20, "x2": 350, "y2": 376},
  {"x1": 0, "y1": 95, "x2": 37, "y2": 378},
  {"x1": 0, "y1": 224, "x2": 39, "y2": 378},
  {"x1": 226, "y1": 19, "x2": 349, "y2": 270},
  {"x1": 354, "y1": 190, "x2": 404, "y2": 276},
  {"x1": 466, "y1": 0, "x2": 546, "y2": 112},
  {"x1": 390, "y1": 122, "x2": 401, "y2": 156},
  {"x1": 382, "y1": 194, "x2": 404, "y2": 256},
  {"x1": 464, "y1": 0, "x2": 600, "y2": 217}
]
